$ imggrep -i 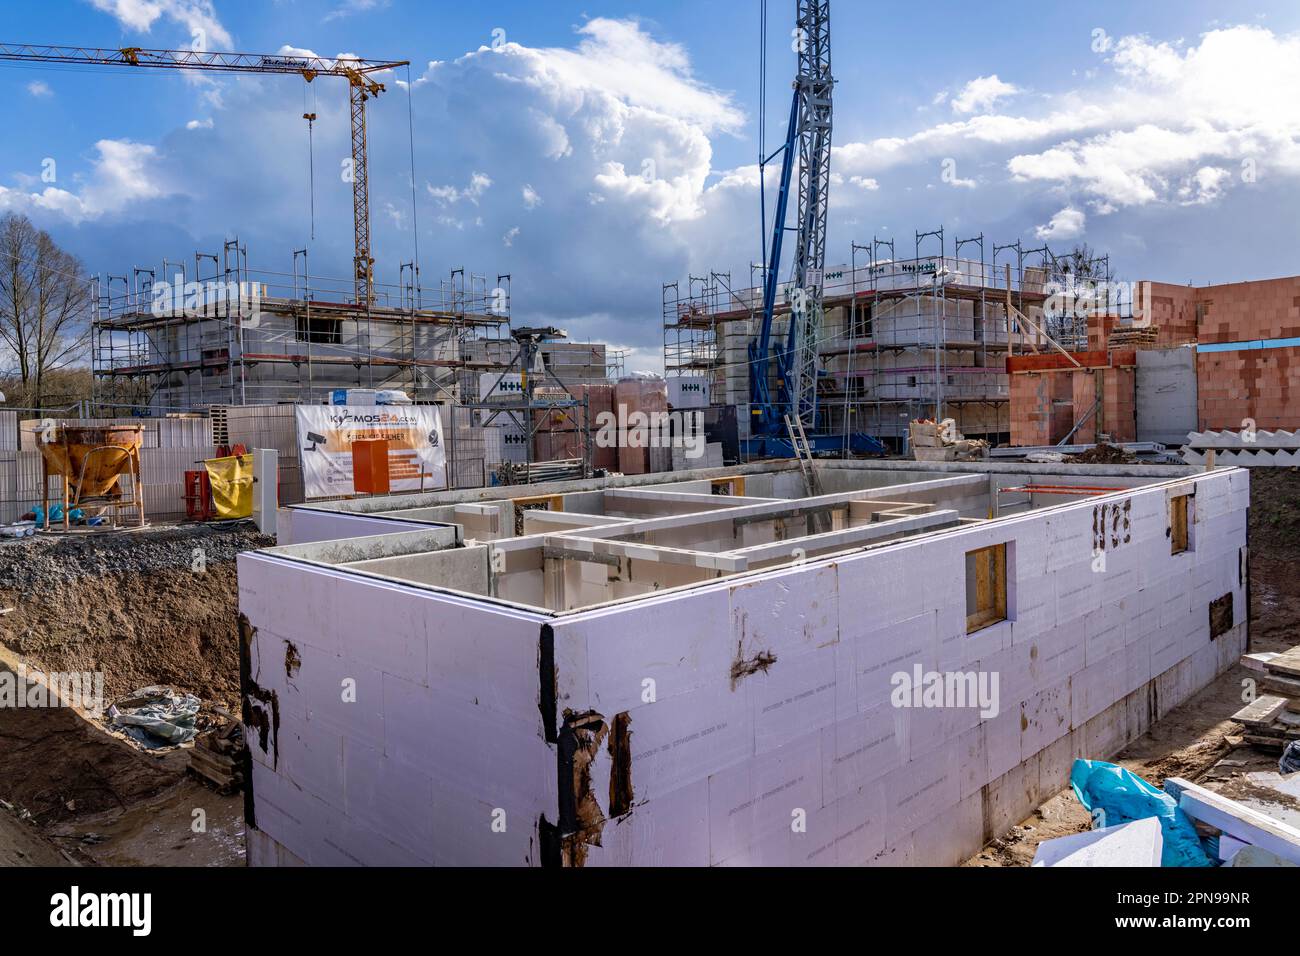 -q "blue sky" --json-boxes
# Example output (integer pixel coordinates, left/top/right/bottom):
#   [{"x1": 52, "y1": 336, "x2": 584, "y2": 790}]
[{"x1": 4, "y1": 0, "x2": 1300, "y2": 369}]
